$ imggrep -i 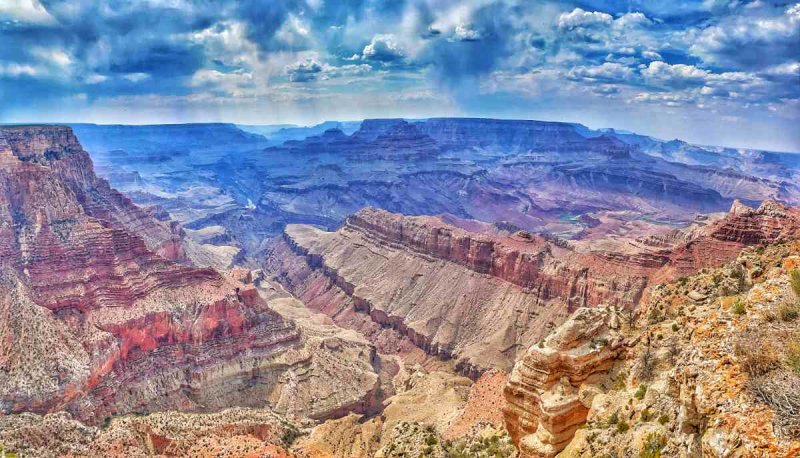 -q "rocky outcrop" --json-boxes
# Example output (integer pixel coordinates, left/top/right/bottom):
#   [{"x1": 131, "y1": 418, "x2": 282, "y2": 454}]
[
  {"x1": 0, "y1": 126, "x2": 379, "y2": 425},
  {"x1": 0, "y1": 125, "x2": 217, "y2": 266},
  {"x1": 553, "y1": 241, "x2": 800, "y2": 457},
  {"x1": 503, "y1": 306, "x2": 624, "y2": 457},
  {"x1": 0, "y1": 407, "x2": 298, "y2": 457}
]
